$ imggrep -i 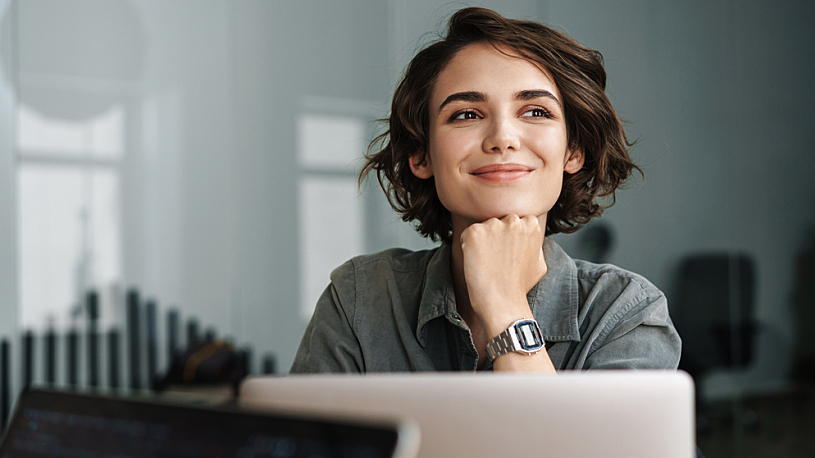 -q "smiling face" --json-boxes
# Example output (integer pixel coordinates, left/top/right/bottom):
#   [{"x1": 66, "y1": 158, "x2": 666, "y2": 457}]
[{"x1": 409, "y1": 42, "x2": 584, "y2": 234}]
